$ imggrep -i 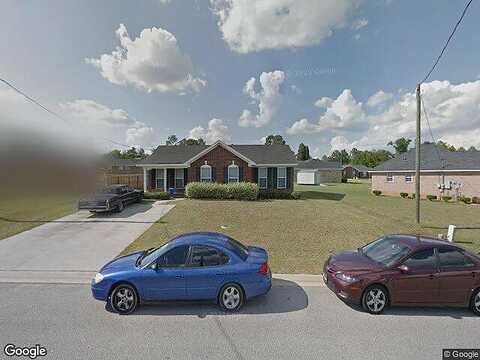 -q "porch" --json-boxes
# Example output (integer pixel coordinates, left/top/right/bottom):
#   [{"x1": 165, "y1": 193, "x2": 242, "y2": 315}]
[{"x1": 142, "y1": 167, "x2": 188, "y2": 195}]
